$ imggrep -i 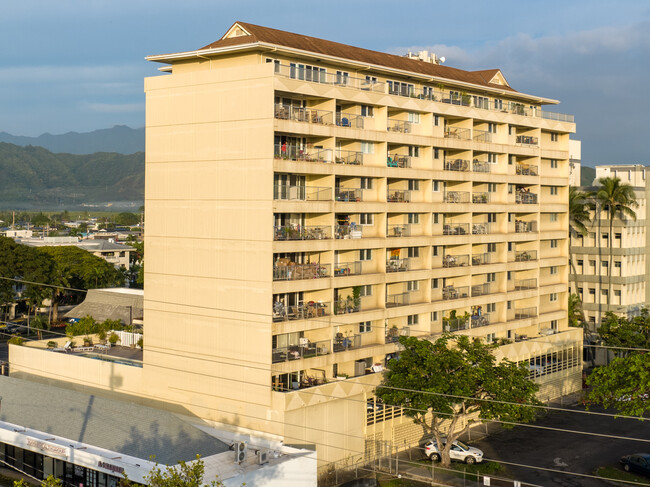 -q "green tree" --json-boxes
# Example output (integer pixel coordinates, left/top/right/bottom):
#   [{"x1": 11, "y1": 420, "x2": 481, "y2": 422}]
[
  {"x1": 118, "y1": 455, "x2": 232, "y2": 487},
  {"x1": 594, "y1": 177, "x2": 637, "y2": 309},
  {"x1": 14, "y1": 474, "x2": 62, "y2": 486},
  {"x1": 115, "y1": 212, "x2": 140, "y2": 226},
  {"x1": 598, "y1": 310, "x2": 650, "y2": 356},
  {"x1": 376, "y1": 335, "x2": 539, "y2": 467},
  {"x1": 31, "y1": 314, "x2": 48, "y2": 340},
  {"x1": 568, "y1": 187, "x2": 592, "y2": 319},
  {"x1": 568, "y1": 293, "x2": 586, "y2": 328},
  {"x1": 586, "y1": 353, "x2": 650, "y2": 417}
]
